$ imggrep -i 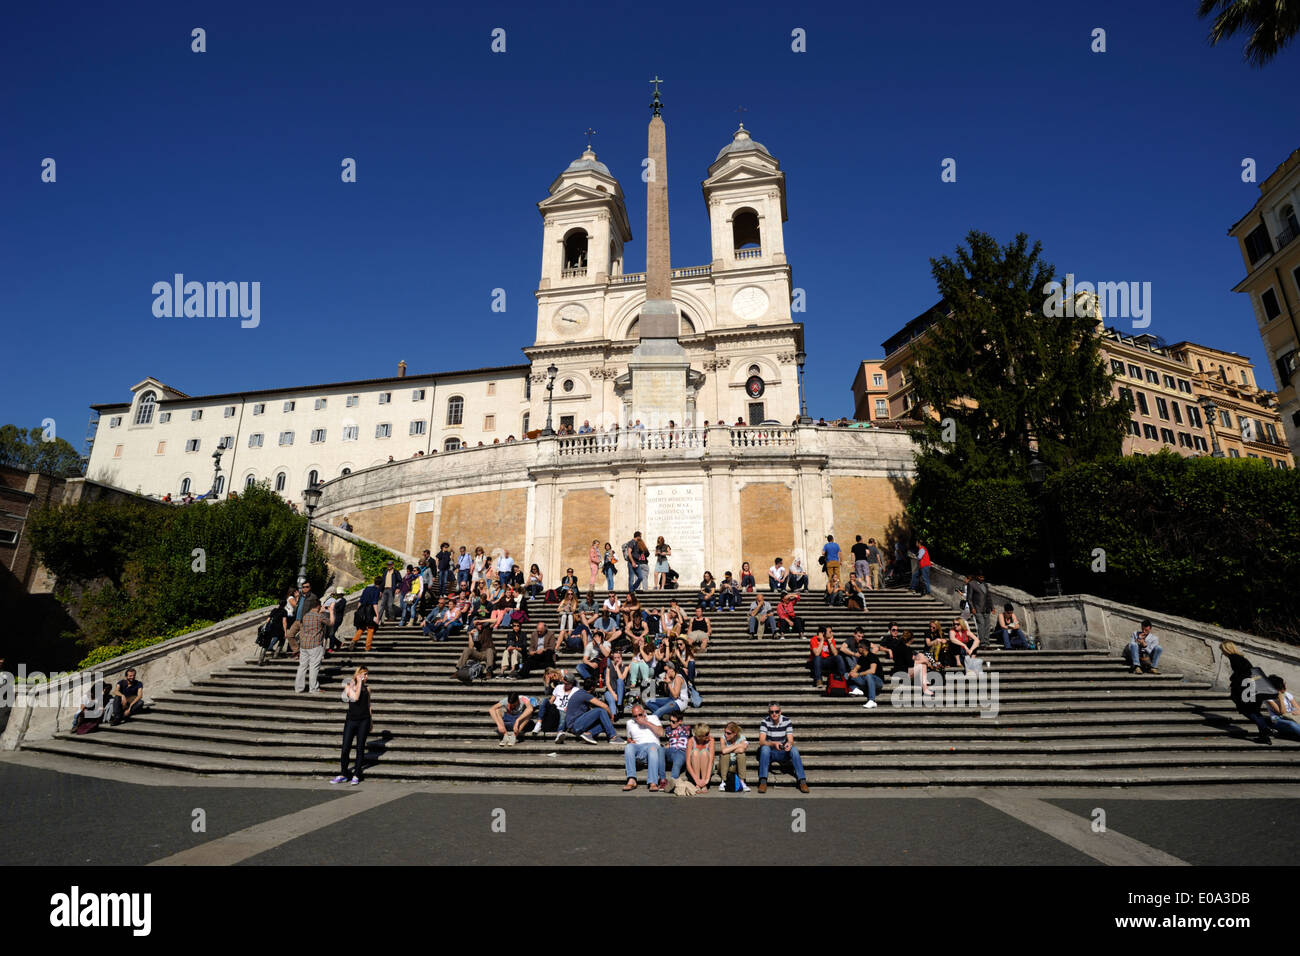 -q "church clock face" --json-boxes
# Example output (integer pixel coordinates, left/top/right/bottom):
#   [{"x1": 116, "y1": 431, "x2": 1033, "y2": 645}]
[
  {"x1": 552, "y1": 303, "x2": 589, "y2": 336},
  {"x1": 731, "y1": 286, "x2": 769, "y2": 321}
]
